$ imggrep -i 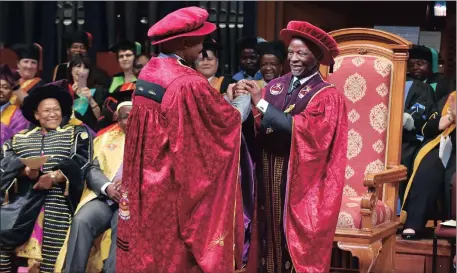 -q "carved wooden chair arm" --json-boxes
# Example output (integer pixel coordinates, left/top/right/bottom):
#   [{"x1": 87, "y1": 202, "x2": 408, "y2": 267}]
[
  {"x1": 359, "y1": 165, "x2": 407, "y2": 230},
  {"x1": 363, "y1": 164, "x2": 407, "y2": 188}
]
